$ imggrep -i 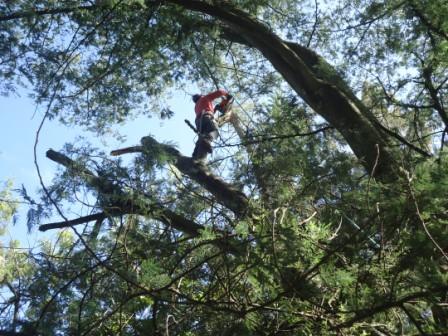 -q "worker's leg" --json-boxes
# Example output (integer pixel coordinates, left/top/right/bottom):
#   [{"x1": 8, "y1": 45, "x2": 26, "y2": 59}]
[
  {"x1": 192, "y1": 114, "x2": 218, "y2": 160},
  {"x1": 200, "y1": 114, "x2": 218, "y2": 149}
]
